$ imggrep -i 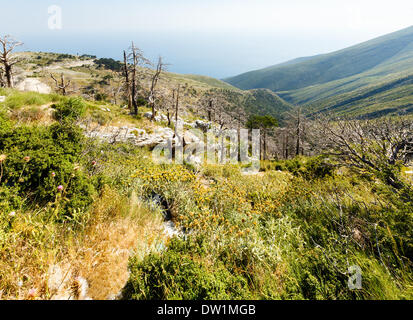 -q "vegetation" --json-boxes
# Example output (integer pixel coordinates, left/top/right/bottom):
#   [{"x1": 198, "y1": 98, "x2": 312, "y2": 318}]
[
  {"x1": 1, "y1": 41, "x2": 412, "y2": 301},
  {"x1": 95, "y1": 58, "x2": 123, "y2": 72},
  {"x1": 225, "y1": 26, "x2": 413, "y2": 119},
  {"x1": 122, "y1": 158, "x2": 412, "y2": 300},
  {"x1": 0, "y1": 94, "x2": 167, "y2": 299}
]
